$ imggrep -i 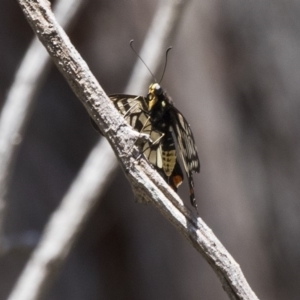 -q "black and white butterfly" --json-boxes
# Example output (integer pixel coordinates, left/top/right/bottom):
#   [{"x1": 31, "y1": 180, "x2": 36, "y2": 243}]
[{"x1": 106, "y1": 82, "x2": 200, "y2": 209}]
